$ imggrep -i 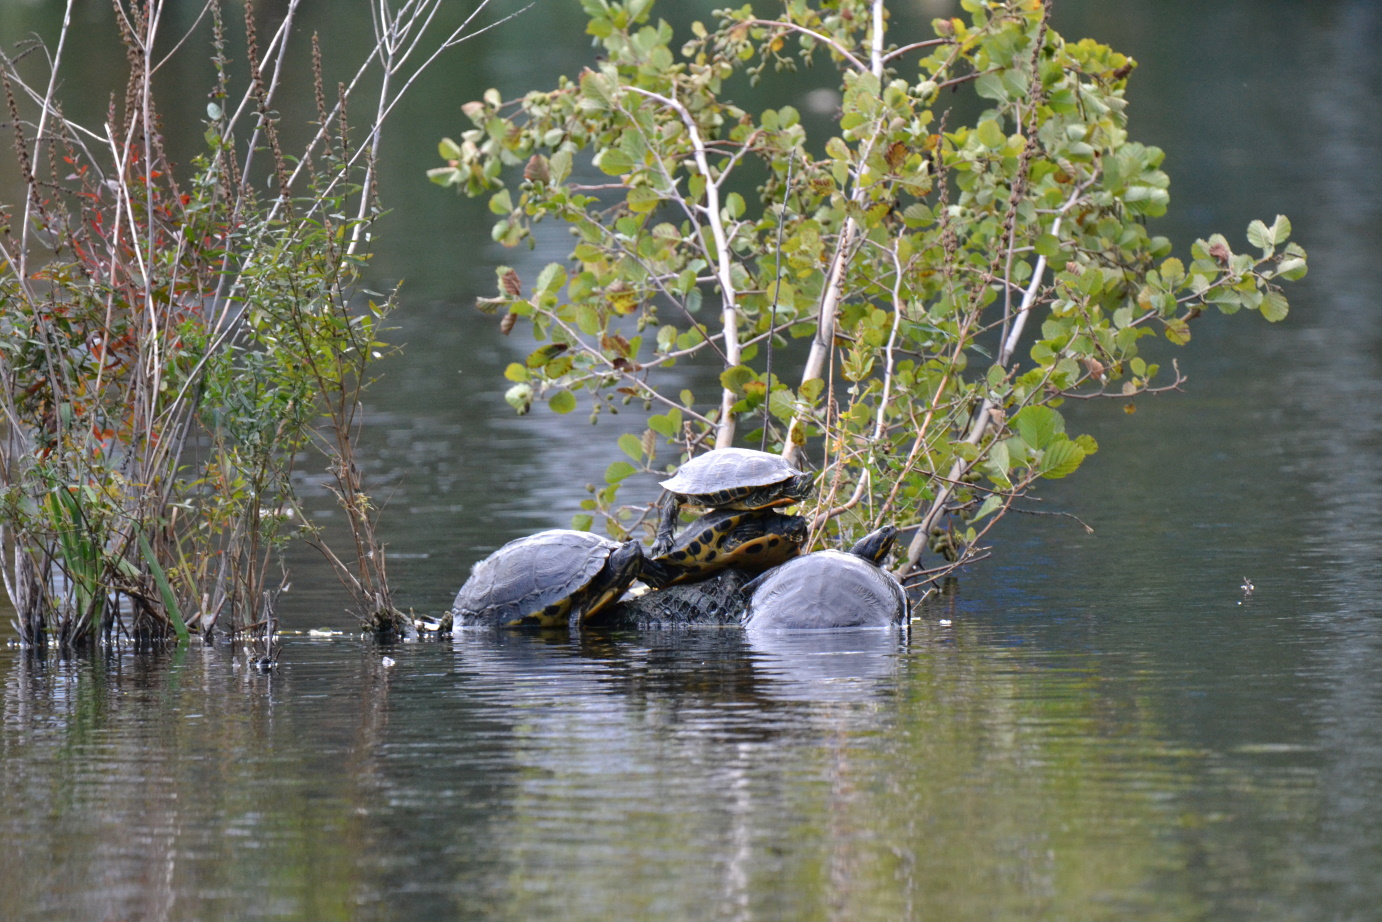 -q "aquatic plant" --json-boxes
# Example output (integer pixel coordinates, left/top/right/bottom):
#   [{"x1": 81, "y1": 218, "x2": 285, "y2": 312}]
[
  {"x1": 0, "y1": 0, "x2": 511, "y2": 649},
  {"x1": 433, "y1": 0, "x2": 1307, "y2": 583}
]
